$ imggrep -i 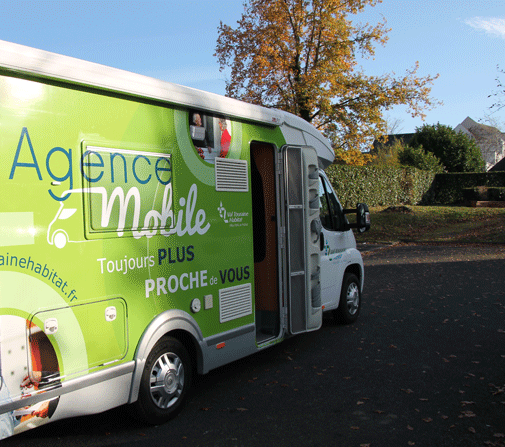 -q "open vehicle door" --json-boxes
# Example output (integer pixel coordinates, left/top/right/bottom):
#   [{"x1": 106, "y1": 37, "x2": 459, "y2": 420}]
[{"x1": 283, "y1": 146, "x2": 322, "y2": 334}]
